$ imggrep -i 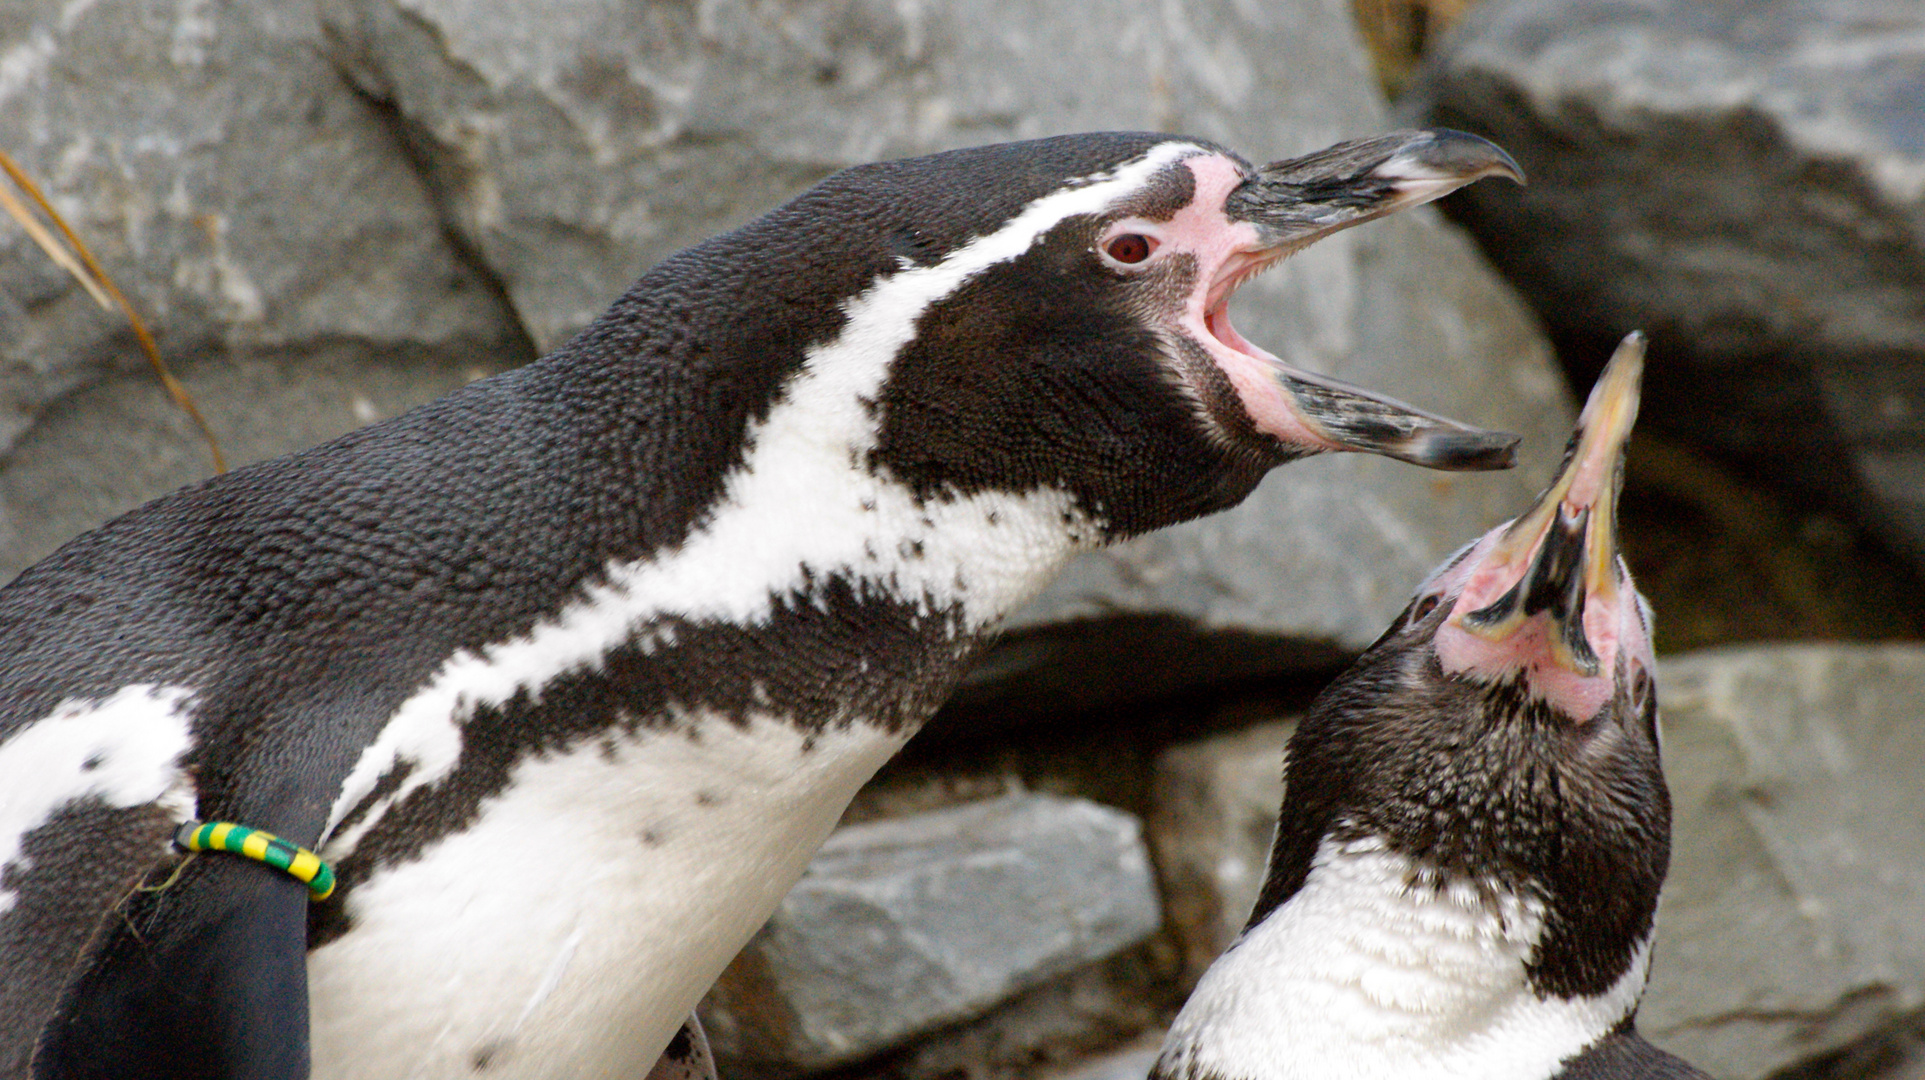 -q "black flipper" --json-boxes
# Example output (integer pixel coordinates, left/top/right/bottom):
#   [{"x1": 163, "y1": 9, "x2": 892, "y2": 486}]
[
  {"x1": 646, "y1": 1013, "x2": 719, "y2": 1080},
  {"x1": 36, "y1": 853, "x2": 313, "y2": 1080},
  {"x1": 0, "y1": 801, "x2": 175, "y2": 1079}
]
